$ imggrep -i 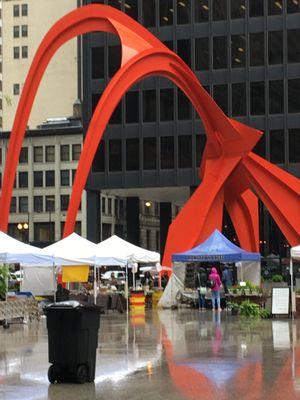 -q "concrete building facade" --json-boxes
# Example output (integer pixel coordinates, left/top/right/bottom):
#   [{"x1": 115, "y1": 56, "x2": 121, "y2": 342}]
[{"x1": 1, "y1": 0, "x2": 78, "y2": 131}]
